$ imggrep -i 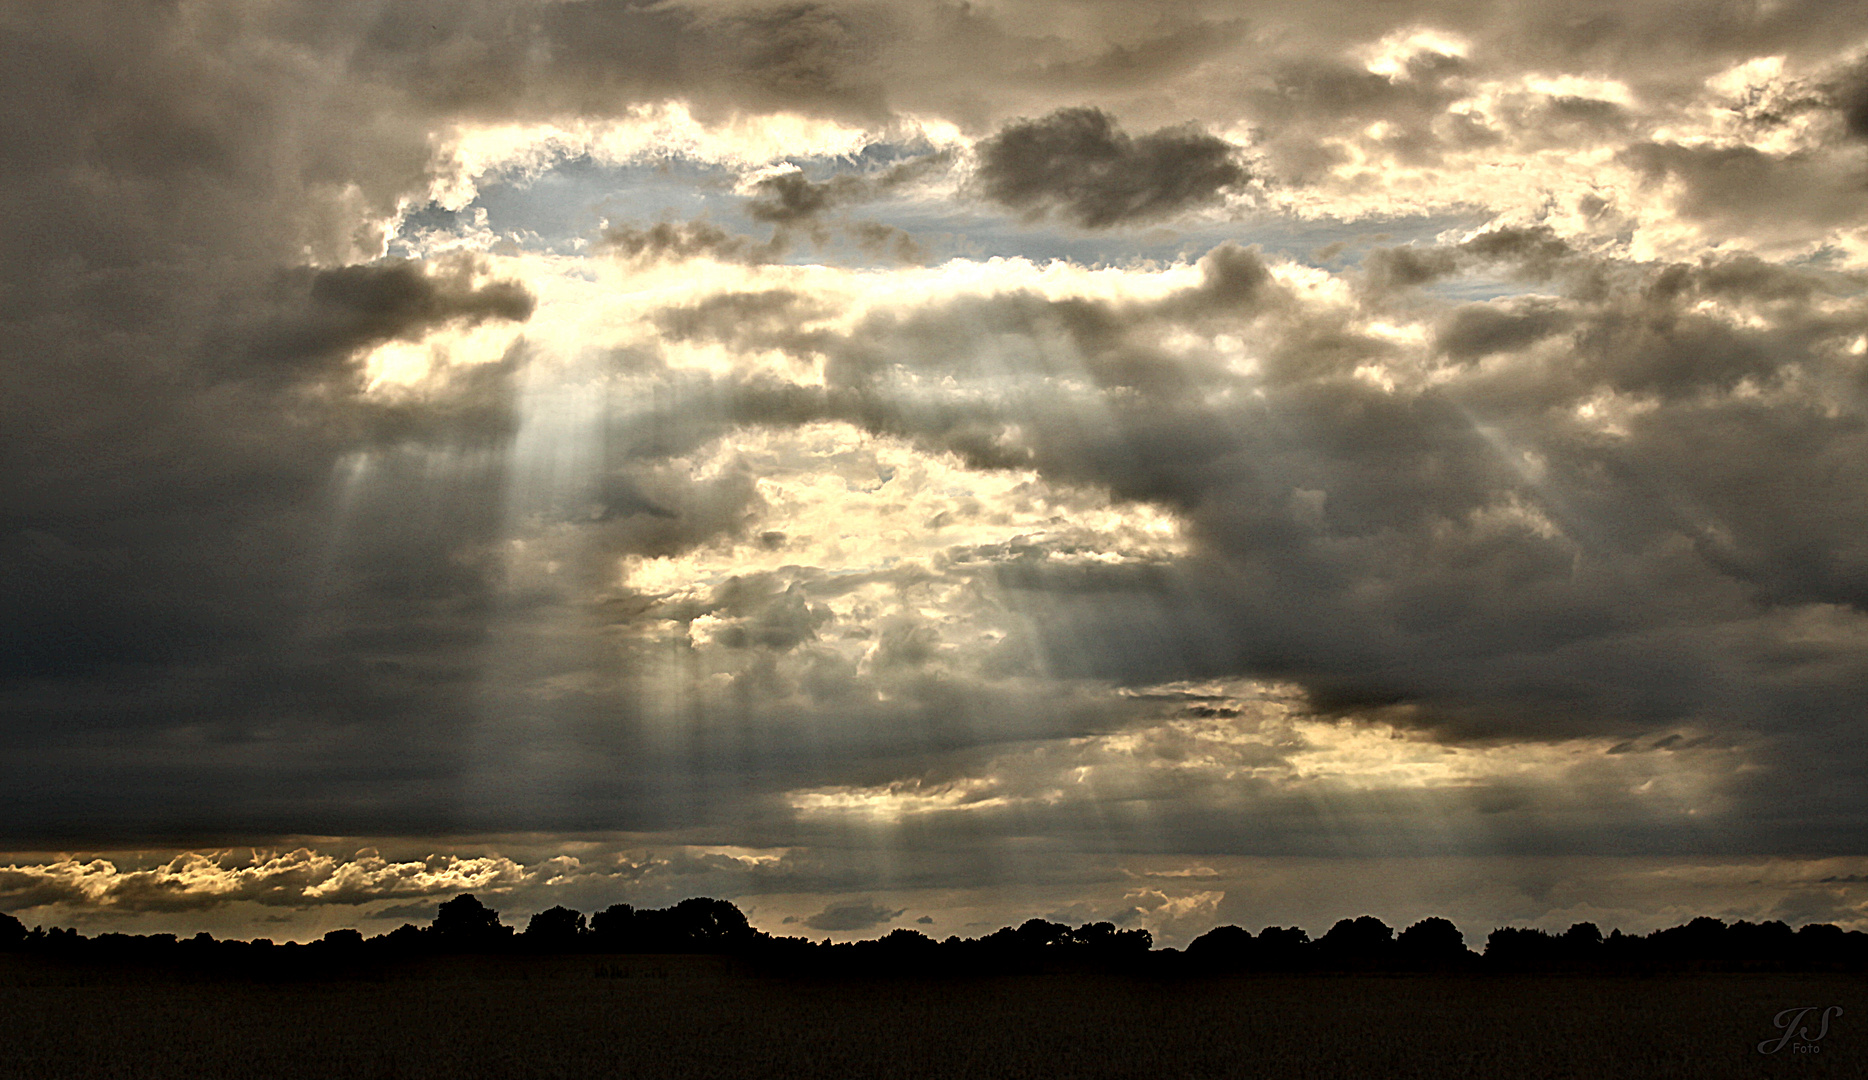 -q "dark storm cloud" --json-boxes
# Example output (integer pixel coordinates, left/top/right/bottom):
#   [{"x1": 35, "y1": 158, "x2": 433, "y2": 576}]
[
  {"x1": 6, "y1": 0, "x2": 1868, "y2": 865},
  {"x1": 742, "y1": 152, "x2": 950, "y2": 226},
  {"x1": 974, "y1": 108, "x2": 1248, "y2": 227},
  {"x1": 801, "y1": 899, "x2": 905, "y2": 931},
  {"x1": 598, "y1": 237, "x2": 1868, "y2": 852},
  {"x1": 602, "y1": 220, "x2": 788, "y2": 265},
  {"x1": 599, "y1": 173, "x2": 938, "y2": 268},
  {"x1": 1433, "y1": 300, "x2": 1573, "y2": 362},
  {"x1": 0, "y1": 217, "x2": 534, "y2": 781},
  {"x1": 244, "y1": 258, "x2": 534, "y2": 383},
  {"x1": 1839, "y1": 64, "x2": 1868, "y2": 140},
  {"x1": 345, "y1": 0, "x2": 891, "y2": 122},
  {"x1": 272, "y1": 0, "x2": 1279, "y2": 150},
  {"x1": 719, "y1": 153, "x2": 952, "y2": 262},
  {"x1": 1362, "y1": 226, "x2": 1576, "y2": 294},
  {"x1": 848, "y1": 221, "x2": 928, "y2": 263},
  {"x1": 305, "y1": 261, "x2": 534, "y2": 334},
  {"x1": 1237, "y1": 52, "x2": 1477, "y2": 180},
  {"x1": 747, "y1": 171, "x2": 866, "y2": 225},
  {"x1": 1618, "y1": 141, "x2": 1868, "y2": 231}
]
